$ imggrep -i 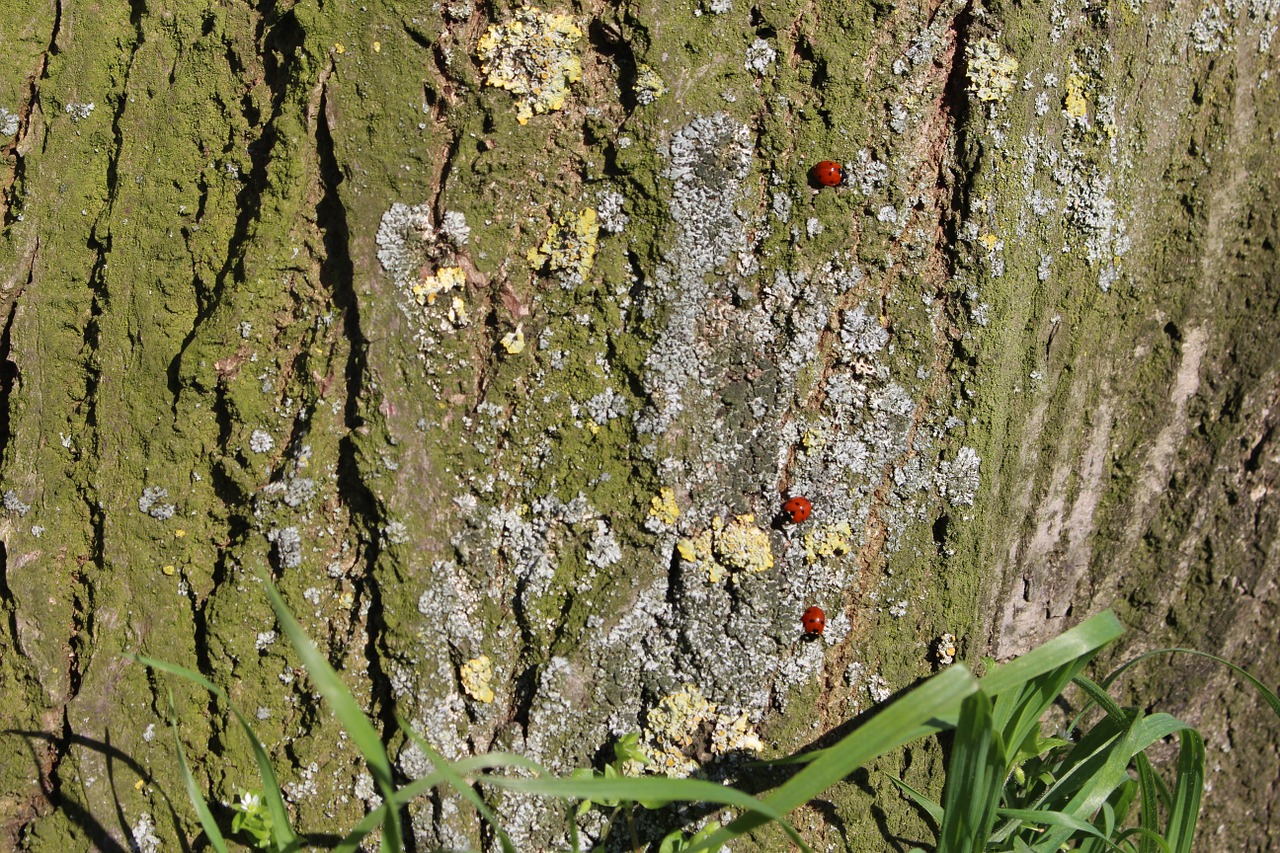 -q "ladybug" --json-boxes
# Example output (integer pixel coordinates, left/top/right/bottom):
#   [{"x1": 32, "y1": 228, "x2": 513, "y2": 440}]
[
  {"x1": 782, "y1": 496, "x2": 812, "y2": 524},
  {"x1": 810, "y1": 160, "x2": 844, "y2": 188},
  {"x1": 801, "y1": 606, "x2": 826, "y2": 636}
]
